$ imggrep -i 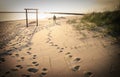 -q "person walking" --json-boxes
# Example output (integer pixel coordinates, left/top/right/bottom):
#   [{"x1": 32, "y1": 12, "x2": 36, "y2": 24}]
[{"x1": 53, "y1": 15, "x2": 56, "y2": 24}]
